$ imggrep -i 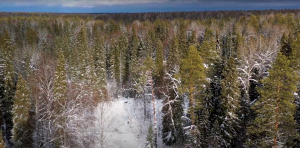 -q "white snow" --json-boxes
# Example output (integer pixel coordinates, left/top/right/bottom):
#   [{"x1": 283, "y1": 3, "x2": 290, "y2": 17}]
[{"x1": 93, "y1": 97, "x2": 147, "y2": 148}]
